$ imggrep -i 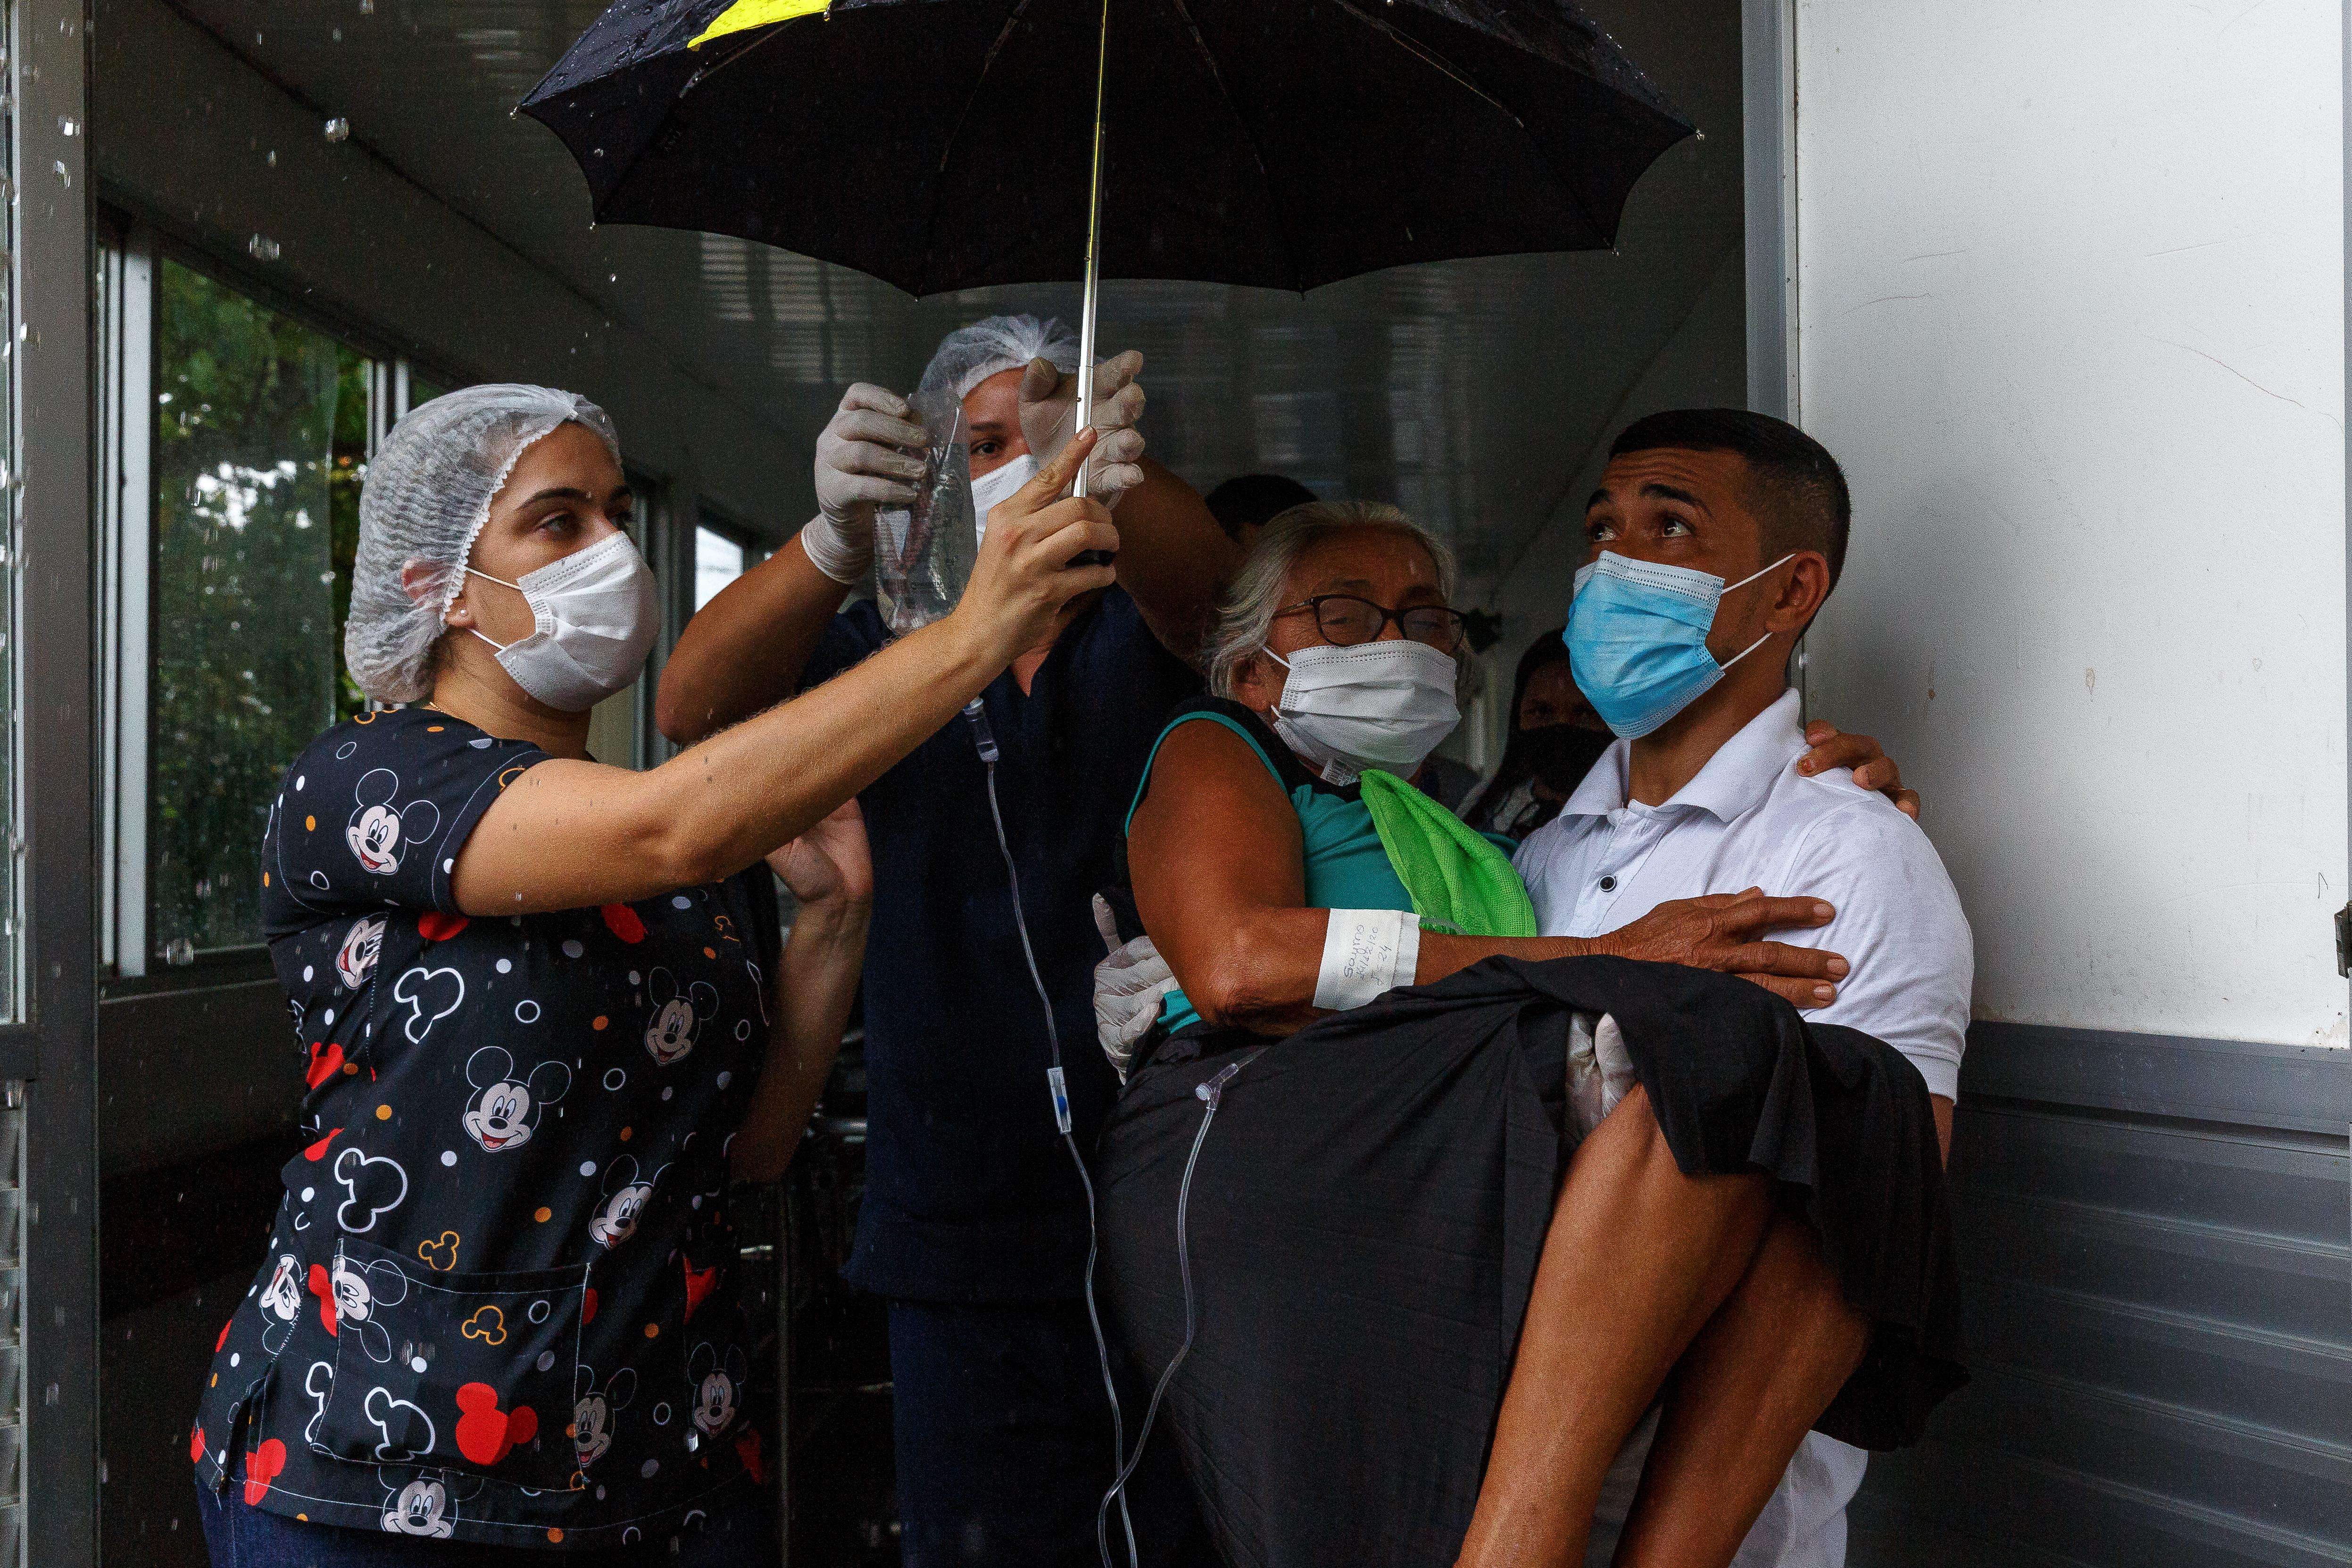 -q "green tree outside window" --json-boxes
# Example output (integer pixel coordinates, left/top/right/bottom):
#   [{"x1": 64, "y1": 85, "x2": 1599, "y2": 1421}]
[{"x1": 150, "y1": 261, "x2": 370, "y2": 960}]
